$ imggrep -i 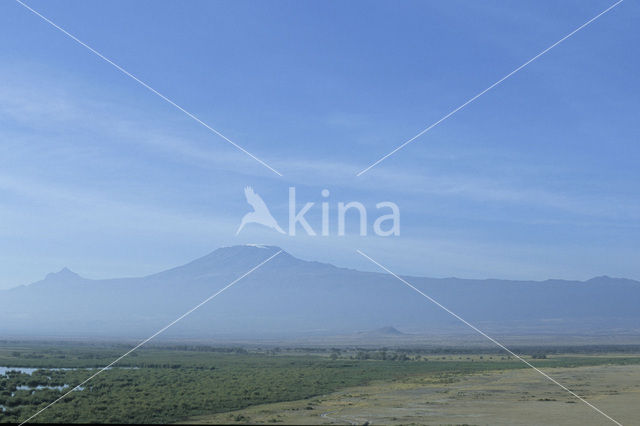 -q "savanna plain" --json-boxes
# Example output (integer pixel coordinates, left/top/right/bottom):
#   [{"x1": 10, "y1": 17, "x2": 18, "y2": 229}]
[{"x1": 1, "y1": 341, "x2": 639, "y2": 425}]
